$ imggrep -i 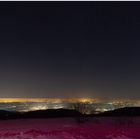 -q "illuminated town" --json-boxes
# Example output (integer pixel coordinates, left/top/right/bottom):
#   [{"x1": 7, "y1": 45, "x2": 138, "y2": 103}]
[{"x1": 0, "y1": 98, "x2": 139, "y2": 114}]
